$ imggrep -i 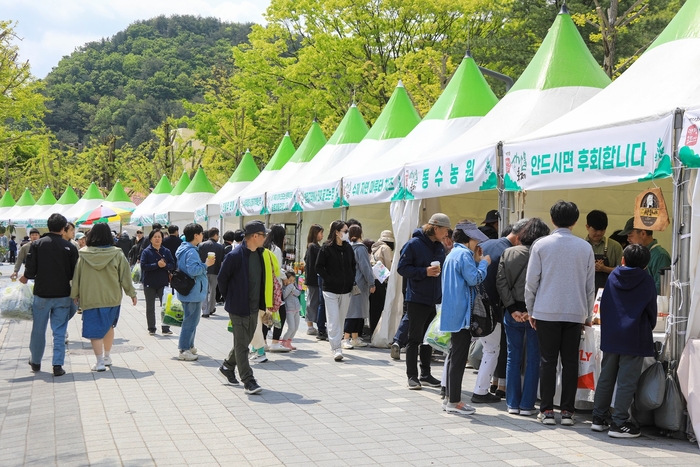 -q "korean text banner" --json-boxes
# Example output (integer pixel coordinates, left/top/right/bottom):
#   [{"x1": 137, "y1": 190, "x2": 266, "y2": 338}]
[
  {"x1": 220, "y1": 198, "x2": 239, "y2": 218},
  {"x1": 342, "y1": 167, "x2": 404, "y2": 207},
  {"x1": 194, "y1": 207, "x2": 206, "y2": 223},
  {"x1": 502, "y1": 115, "x2": 674, "y2": 192},
  {"x1": 237, "y1": 194, "x2": 267, "y2": 216},
  {"x1": 400, "y1": 145, "x2": 497, "y2": 201},
  {"x1": 679, "y1": 108, "x2": 700, "y2": 168},
  {"x1": 266, "y1": 189, "x2": 303, "y2": 214},
  {"x1": 297, "y1": 179, "x2": 342, "y2": 212}
]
